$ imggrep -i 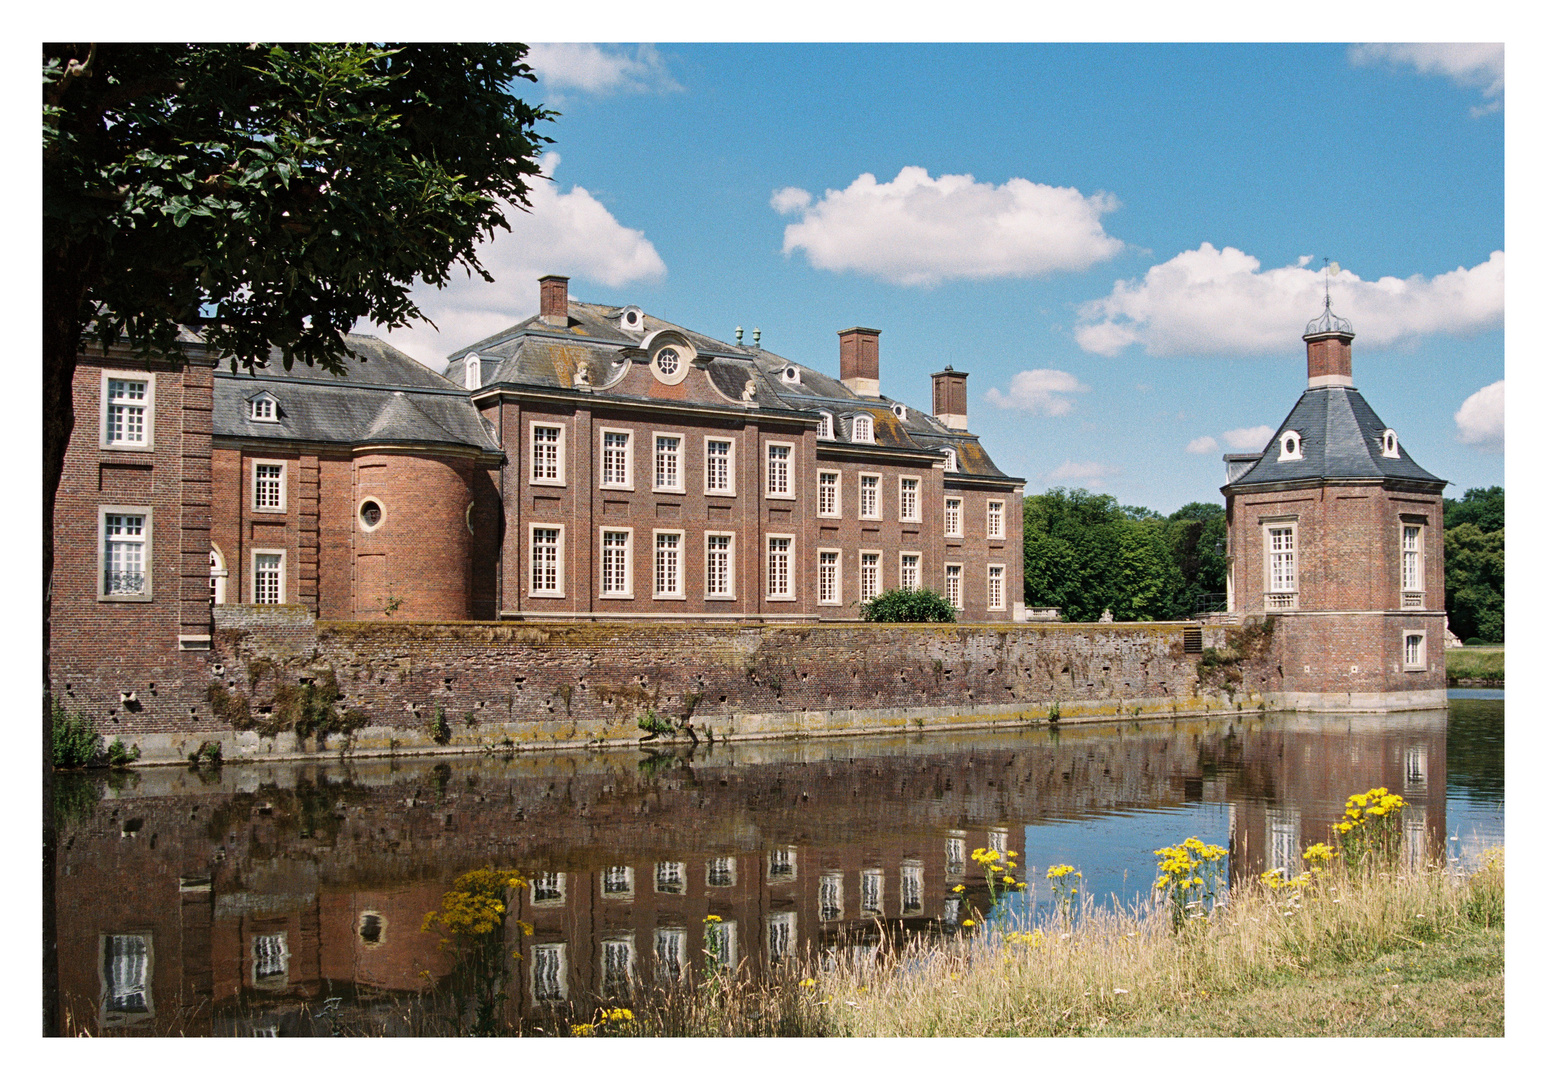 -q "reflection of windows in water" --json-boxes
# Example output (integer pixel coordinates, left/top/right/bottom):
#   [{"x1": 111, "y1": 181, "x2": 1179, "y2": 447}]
[
  {"x1": 655, "y1": 861, "x2": 685, "y2": 895},
  {"x1": 901, "y1": 861, "x2": 924, "y2": 915},
  {"x1": 601, "y1": 936, "x2": 634, "y2": 998},
  {"x1": 945, "y1": 836, "x2": 966, "y2": 879},
  {"x1": 358, "y1": 911, "x2": 385, "y2": 945},
  {"x1": 989, "y1": 829, "x2": 1010, "y2": 856},
  {"x1": 768, "y1": 911, "x2": 797, "y2": 965},
  {"x1": 532, "y1": 872, "x2": 565, "y2": 905},
  {"x1": 252, "y1": 932, "x2": 288, "y2": 986},
  {"x1": 768, "y1": 847, "x2": 797, "y2": 882},
  {"x1": 102, "y1": 934, "x2": 152, "y2": 1021},
  {"x1": 943, "y1": 896, "x2": 962, "y2": 924},
  {"x1": 1267, "y1": 809, "x2": 1300, "y2": 876},
  {"x1": 861, "y1": 869, "x2": 884, "y2": 916},
  {"x1": 820, "y1": 872, "x2": 844, "y2": 922},
  {"x1": 707, "y1": 856, "x2": 737, "y2": 888},
  {"x1": 1404, "y1": 805, "x2": 1429, "y2": 872},
  {"x1": 705, "y1": 920, "x2": 738, "y2": 971},
  {"x1": 251, "y1": 1024, "x2": 279, "y2": 1037},
  {"x1": 655, "y1": 928, "x2": 686, "y2": 981},
  {"x1": 1405, "y1": 746, "x2": 1429, "y2": 793},
  {"x1": 602, "y1": 865, "x2": 634, "y2": 898},
  {"x1": 531, "y1": 943, "x2": 567, "y2": 1002}
]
